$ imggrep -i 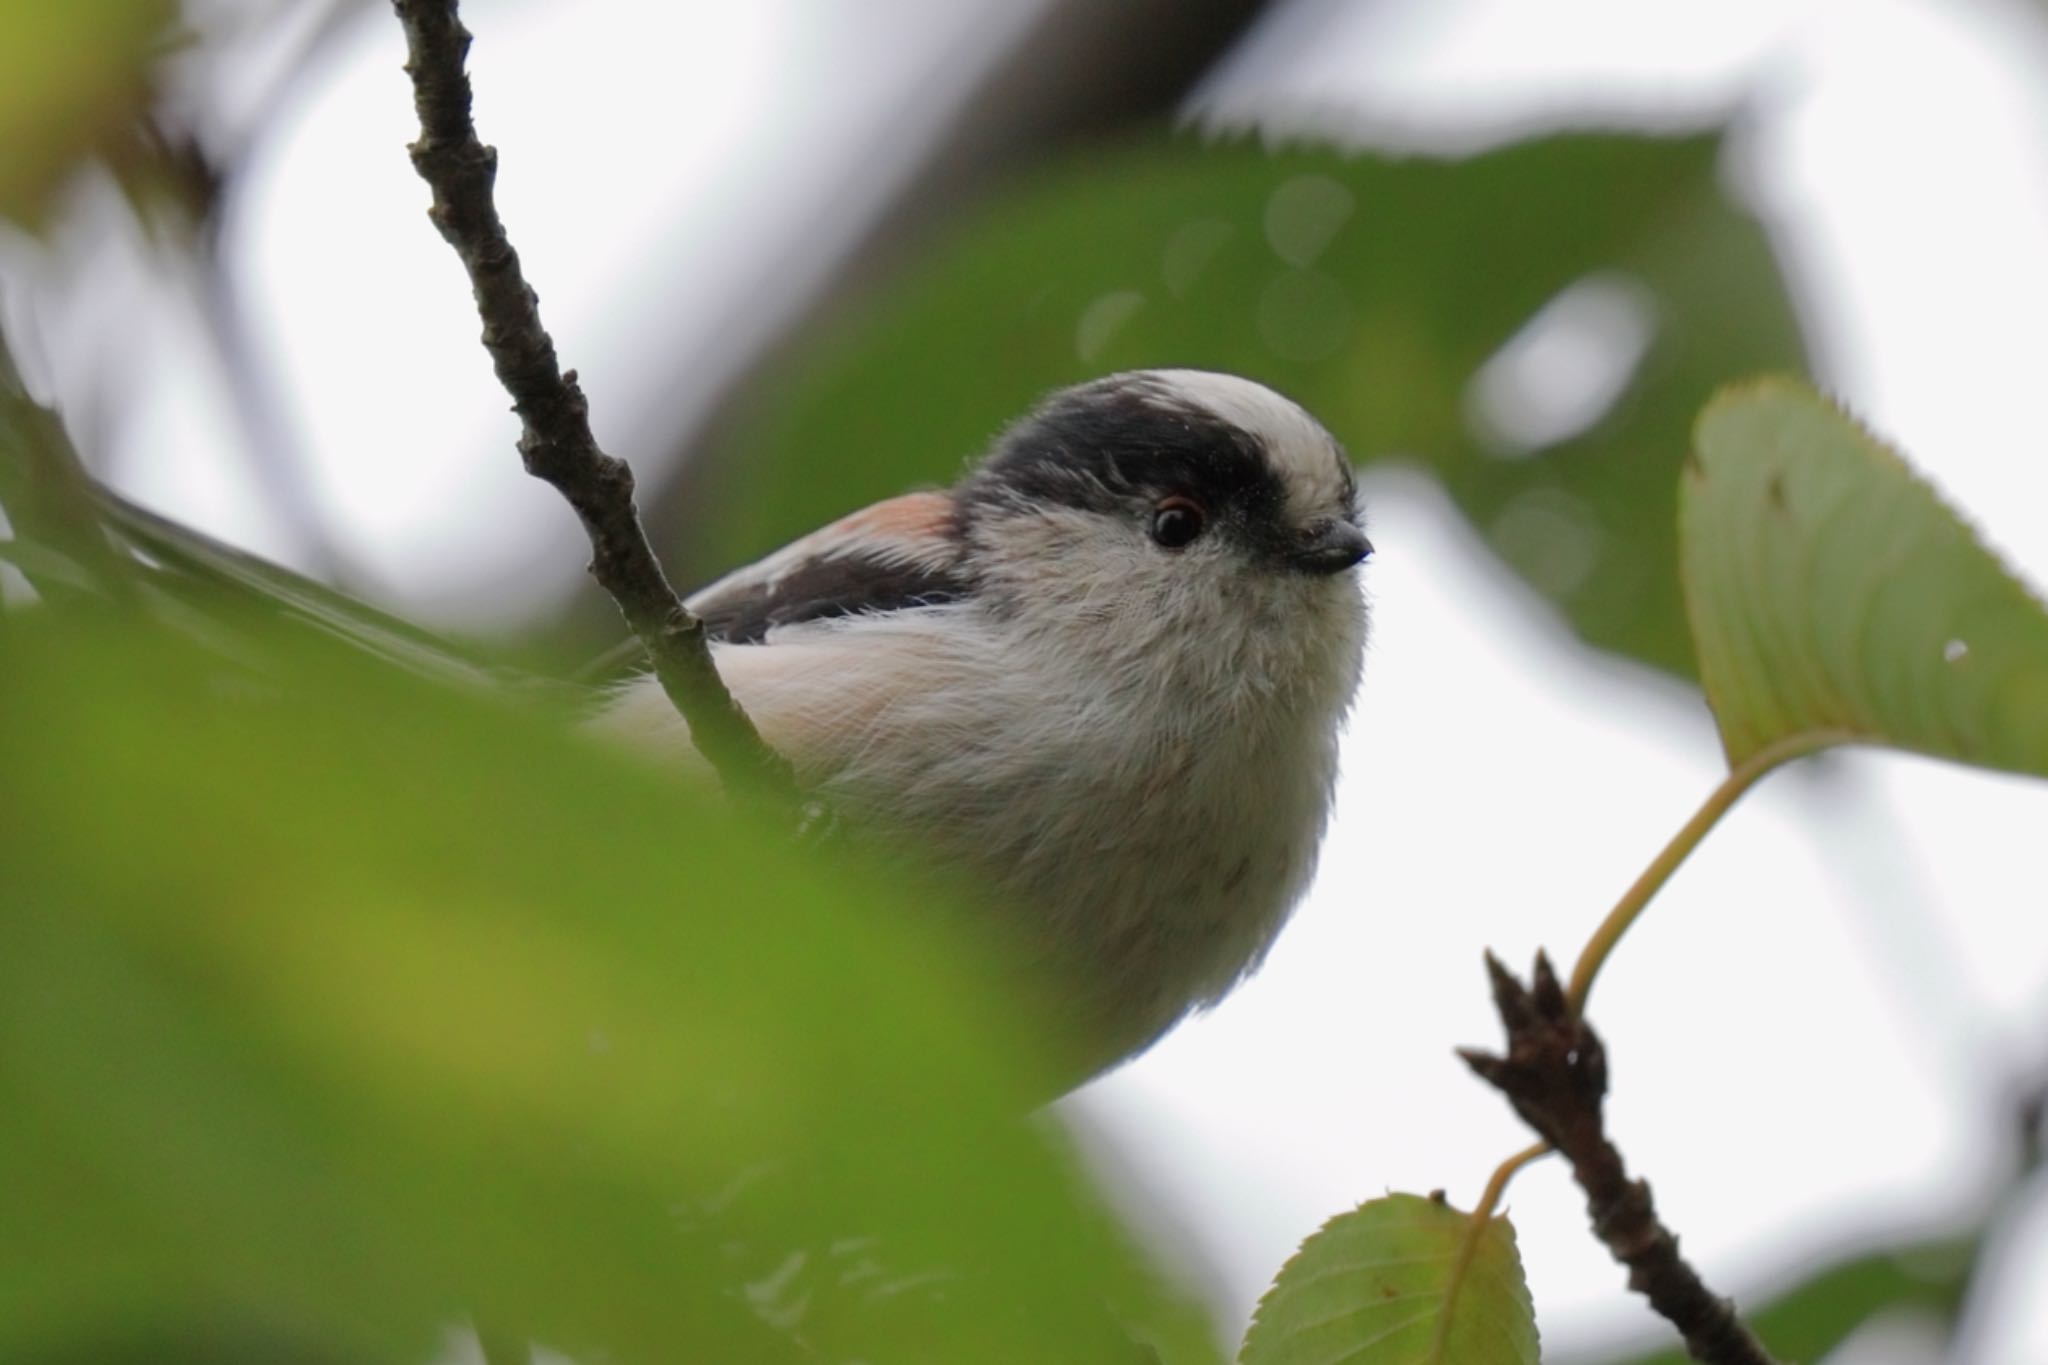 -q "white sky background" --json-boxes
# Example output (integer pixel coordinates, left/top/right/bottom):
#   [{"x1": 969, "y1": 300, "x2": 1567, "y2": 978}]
[
  {"x1": 10, "y1": 0, "x2": 2048, "y2": 1358},
  {"x1": 1093, "y1": 0, "x2": 2048, "y2": 1358}
]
